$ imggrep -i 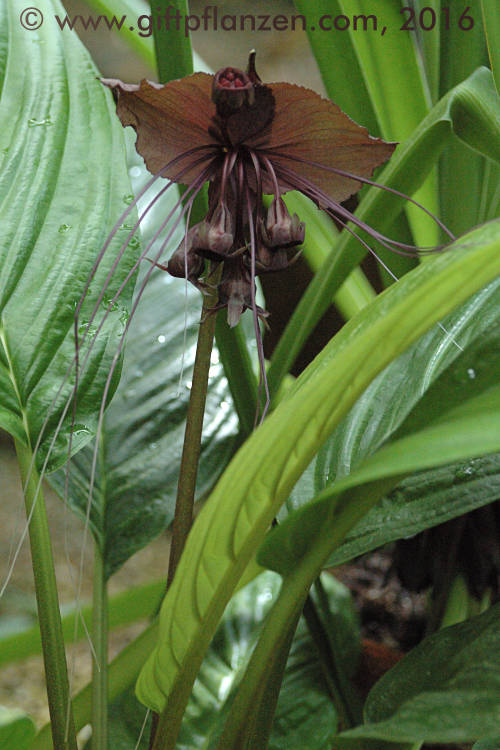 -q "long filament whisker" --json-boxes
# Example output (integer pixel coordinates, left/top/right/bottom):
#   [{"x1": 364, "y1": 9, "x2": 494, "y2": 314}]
[
  {"x1": 273, "y1": 163, "x2": 448, "y2": 256},
  {"x1": 259, "y1": 148, "x2": 456, "y2": 240},
  {"x1": 332, "y1": 214, "x2": 463, "y2": 351},
  {"x1": 1, "y1": 164, "x2": 215, "y2": 602},
  {"x1": 23, "y1": 152, "x2": 217, "y2": 514},
  {"x1": 244, "y1": 179, "x2": 270, "y2": 424}
]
